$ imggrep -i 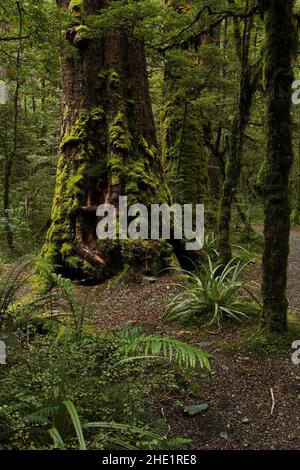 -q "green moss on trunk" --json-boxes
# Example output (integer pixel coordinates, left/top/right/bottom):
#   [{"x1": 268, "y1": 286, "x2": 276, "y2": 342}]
[
  {"x1": 261, "y1": 0, "x2": 294, "y2": 333},
  {"x1": 161, "y1": 90, "x2": 208, "y2": 206},
  {"x1": 41, "y1": 2, "x2": 173, "y2": 283},
  {"x1": 41, "y1": 107, "x2": 107, "y2": 282},
  {"x1": 218, "y1": 7, "x2": 258, "y2": 264}
]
